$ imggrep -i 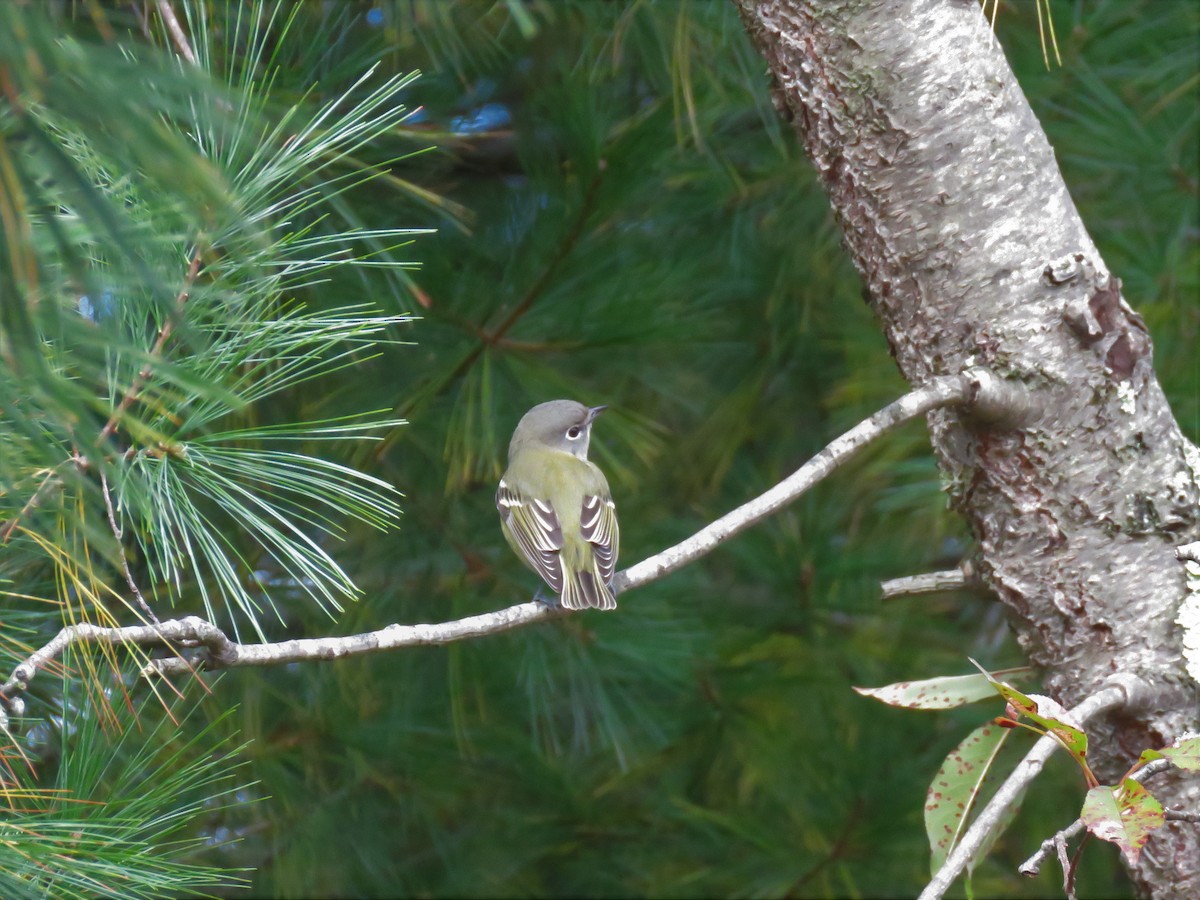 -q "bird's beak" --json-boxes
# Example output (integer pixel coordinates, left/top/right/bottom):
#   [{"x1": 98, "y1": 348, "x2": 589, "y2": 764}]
[{"x1": 587, "y1": 405, "x2": 607, "y2": 423}]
